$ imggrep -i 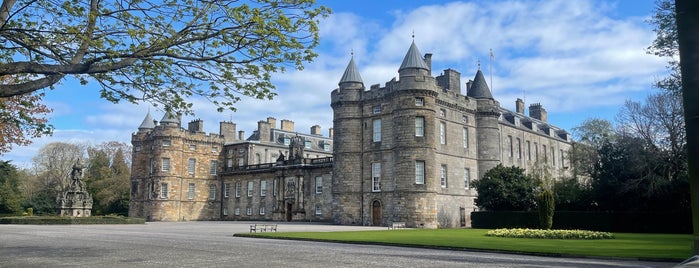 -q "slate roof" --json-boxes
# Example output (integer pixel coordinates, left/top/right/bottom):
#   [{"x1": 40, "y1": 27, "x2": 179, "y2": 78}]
[
  {"x1": 161, "y1": 111, "x2": 179, "y2": 124},
  {"x1": 138, "y1": 111, "x2": 155, "y2": 130},
  {"x1": 467, "y1": 69, "x2": 493, "y2": 99},
  {"x1": 399, "y1": 41, "x2": 429, "y2": 71},
  {"x1": 339, "y1": 56, "x2": 363, "y2": 85}
]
